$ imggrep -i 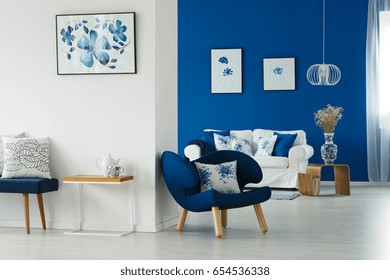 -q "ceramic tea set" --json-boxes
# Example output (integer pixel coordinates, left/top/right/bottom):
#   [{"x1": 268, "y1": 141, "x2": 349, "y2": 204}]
[{"x1": 96, "y1": 153, "x2": 125, "y2": 177}]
